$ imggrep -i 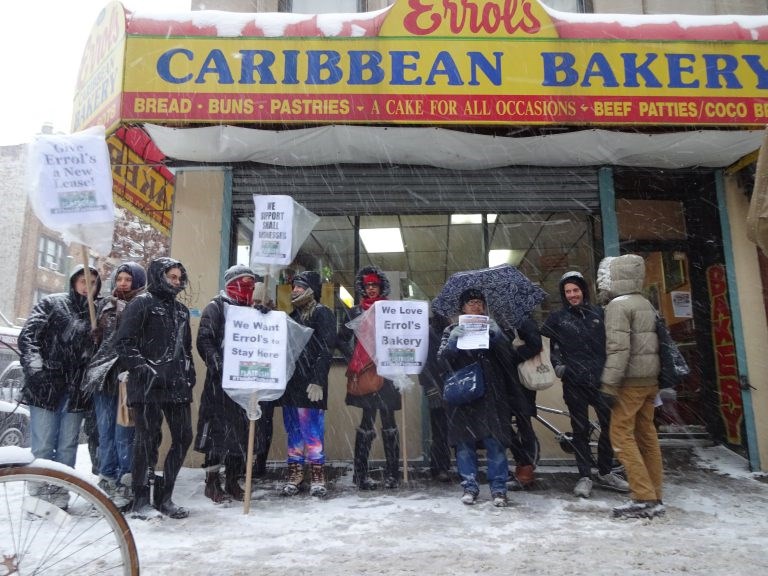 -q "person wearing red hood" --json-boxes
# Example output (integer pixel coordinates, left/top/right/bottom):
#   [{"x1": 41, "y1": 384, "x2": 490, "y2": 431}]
[
  {"x1": 338, "y1": 266, "x2": 402, "y2": 490},
  {"x1": 195, "y1": 264, "x2": 261, "y2": 504},
  {"x1": 19, "y1": 264, "x2": 102, "y2": 509}
]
